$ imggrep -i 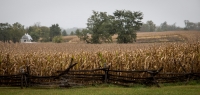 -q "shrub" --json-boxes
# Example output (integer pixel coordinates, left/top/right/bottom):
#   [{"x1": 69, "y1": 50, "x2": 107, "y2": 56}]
[{"x1": 52, "y1": 36, "x2": 62, "y2": 43}]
